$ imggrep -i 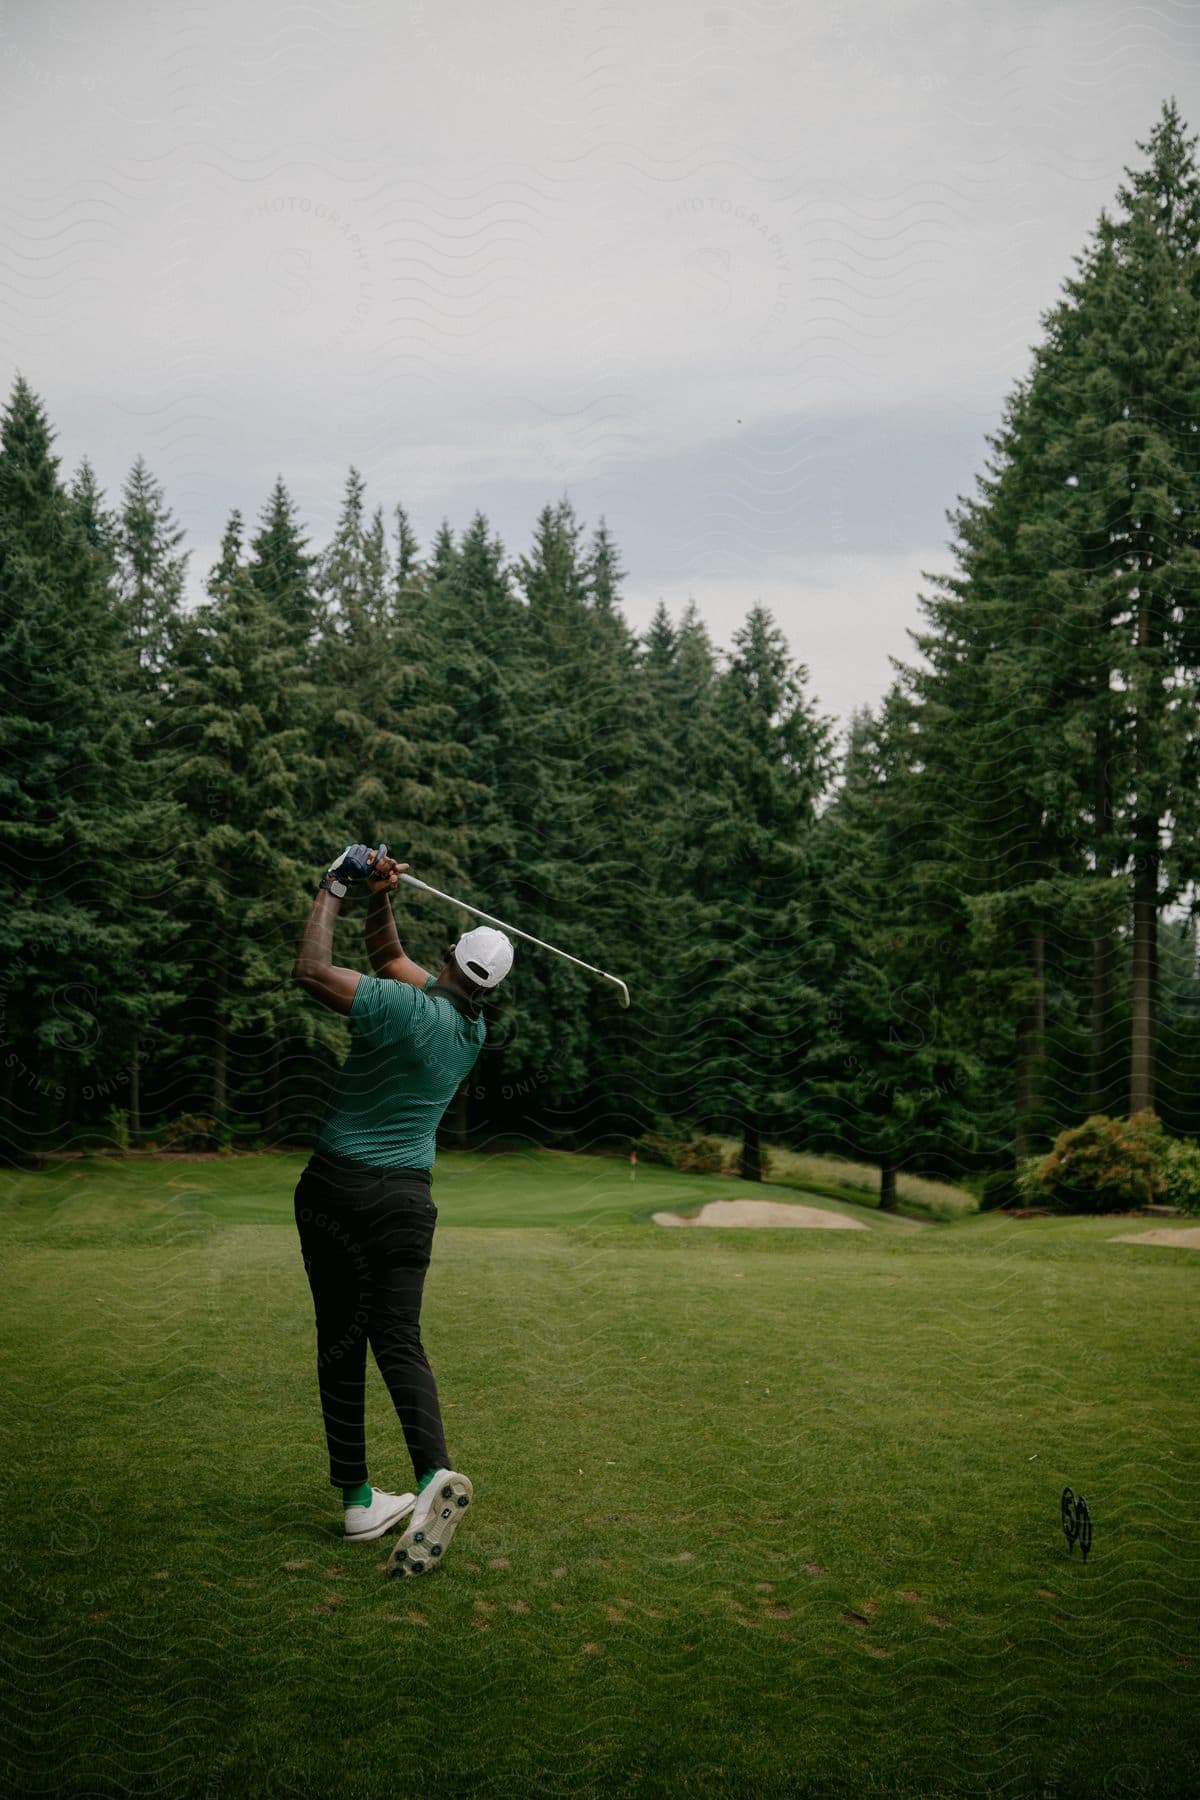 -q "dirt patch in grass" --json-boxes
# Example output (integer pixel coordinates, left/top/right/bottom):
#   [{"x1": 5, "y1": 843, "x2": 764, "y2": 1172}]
[{"x1": 653, "y1": 1200, "x2": 868, "y2": 1230}]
